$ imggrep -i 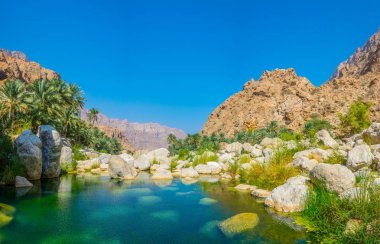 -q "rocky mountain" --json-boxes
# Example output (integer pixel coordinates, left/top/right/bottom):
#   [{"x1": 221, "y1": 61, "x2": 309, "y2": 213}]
[
  {"x1": 202, "y1": 28, "x2": 380, "y2": 137},
  {"x1": 80, "y1": 110, "x2": 187, "y2": 150},
  {"x1": 0, "y1": 49, "x2": 59, "y2": 83}
]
